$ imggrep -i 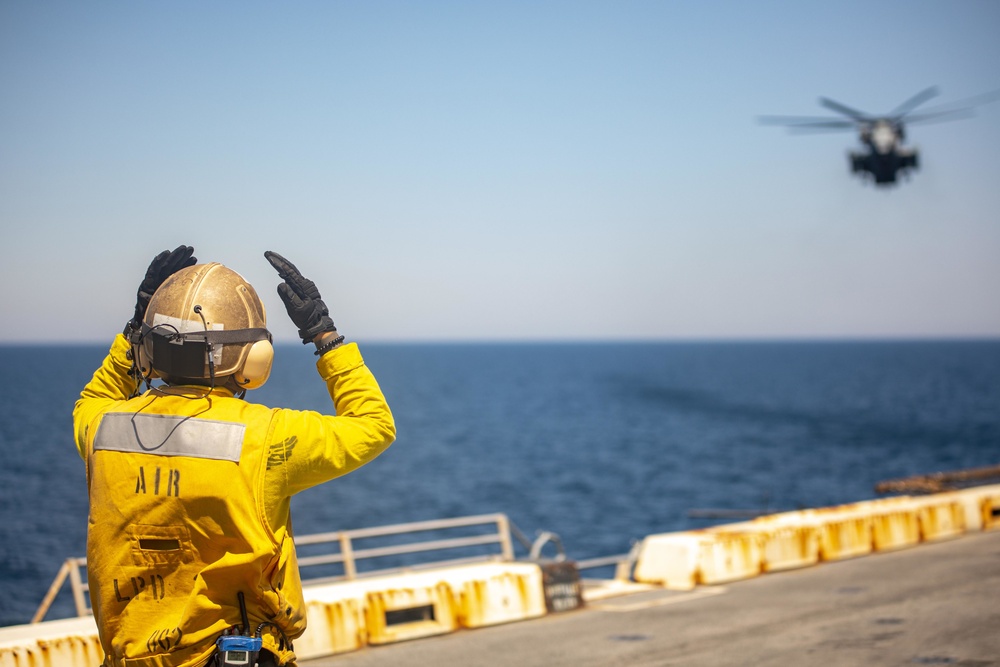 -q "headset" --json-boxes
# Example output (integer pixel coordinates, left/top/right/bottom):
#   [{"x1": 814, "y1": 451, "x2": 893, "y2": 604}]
[{"x1": 128, "y1": 310, "x2": 273, "y2": 397}]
